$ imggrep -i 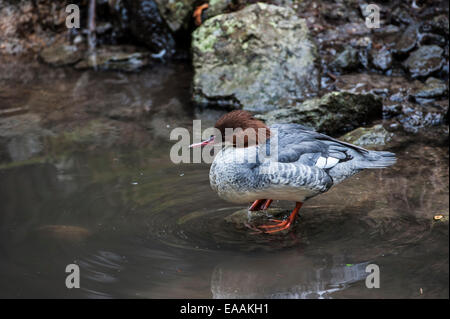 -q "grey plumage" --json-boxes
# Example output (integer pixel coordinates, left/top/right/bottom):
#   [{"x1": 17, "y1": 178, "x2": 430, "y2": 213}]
[{"x1": 209, "y1": 123, "x2": 396, "y2": 204}]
